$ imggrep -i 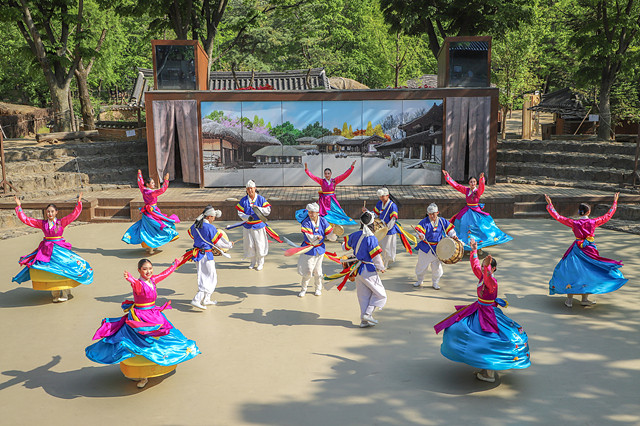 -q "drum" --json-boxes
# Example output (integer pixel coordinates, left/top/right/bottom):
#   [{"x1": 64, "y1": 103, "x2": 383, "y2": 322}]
[
  {"x1": 30, "y1": 268, "x2": 80, "y2": 291},
  {"x1": 373, "y1": 218, "x2": 388, "y2": 243},
  {"x1": 212, "y1": 230, "x2": 230, "y2": 256},
  {"x1": 435, "y1": 237, "x2": 464, "y2": 264},
  {"x1": 330, "y1": 223, "x2": 344, "y2": 237},
  {"x1": 120, "y1": 355, "x2": 176, "y2": 379}
]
